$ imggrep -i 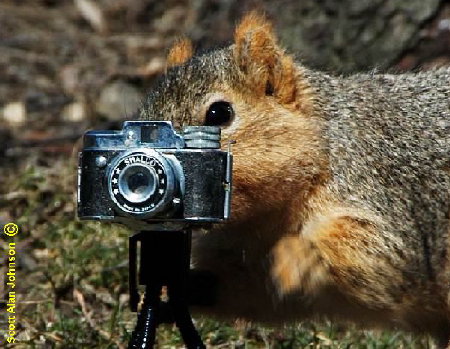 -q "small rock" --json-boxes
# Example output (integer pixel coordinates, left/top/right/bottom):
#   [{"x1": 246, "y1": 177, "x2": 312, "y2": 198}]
[
  {"x1": 62, "y1": 101, "x2": 86, "y2": 122},
  {"x1": 2, "y1": 102, "x2": 26, "y2": 126},
  {"x1": 60, "y1": 65, "x2": 80, "y2": 94},
  {"x1": 96, "y1": 81, "x2": 143, "y2": 121},
  {"x1": 119, "y1": 293, "x2": 129, "y2": 305},
  {"x1": 75, "y1": 0, "x2": 107, "y2": 33},
  {"x1": 139, "y1": 57, "x2": 166, "y2": 77},
  {"x1": 438, "y1": 18, "x2": 450, "y2": 32}
]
